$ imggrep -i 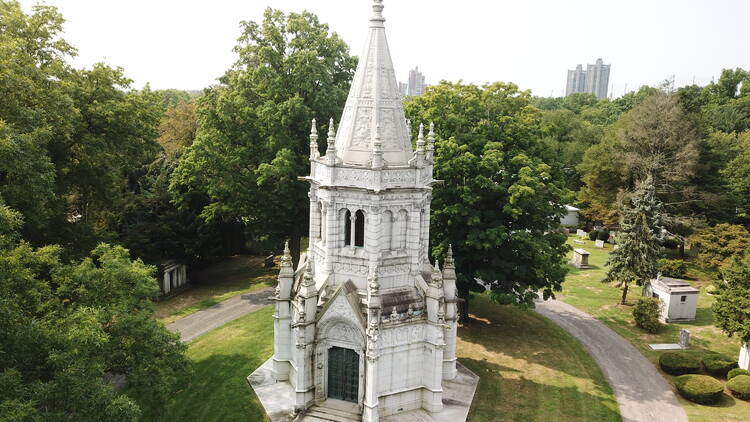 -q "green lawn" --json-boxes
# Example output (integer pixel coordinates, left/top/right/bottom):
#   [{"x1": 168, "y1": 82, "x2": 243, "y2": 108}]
[
  {"x1": 155, "y1": 255, "x2": 276, "y2": 325},
  {"x1": 145, "y1": 294, "x2": 619, "y2": 422},
  {"x1": 560, "y1": 236, "x2": 750, "y2": 422}
]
